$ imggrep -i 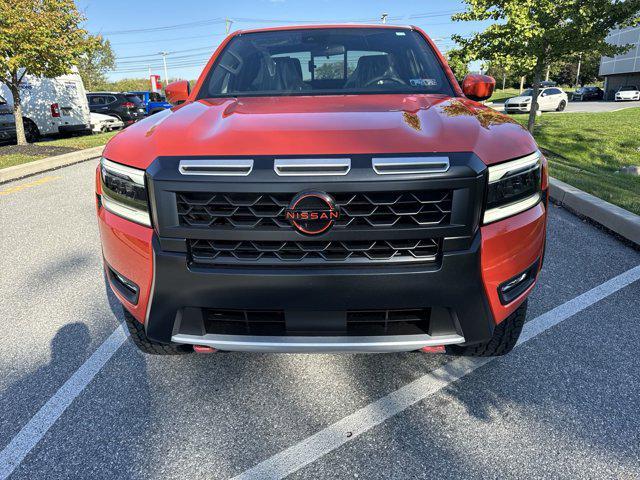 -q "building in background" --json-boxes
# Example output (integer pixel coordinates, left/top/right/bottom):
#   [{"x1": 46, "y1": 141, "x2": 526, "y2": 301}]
[{"x1": 599, "y1": 26, "x2": 640, "y2": 100}]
